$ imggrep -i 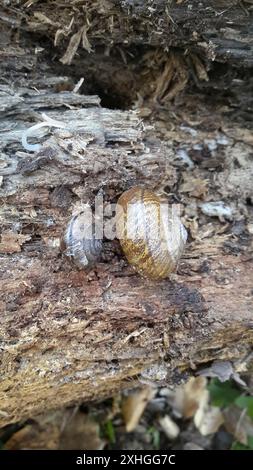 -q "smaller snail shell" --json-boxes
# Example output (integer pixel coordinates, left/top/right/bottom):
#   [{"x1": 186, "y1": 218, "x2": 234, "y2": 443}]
[
  {"x1": 65, "y1": 206, "x2": 102, "y2": 268},
  {"x1": 116, "y1": 187, "x2": 187, "y2": 279}
]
